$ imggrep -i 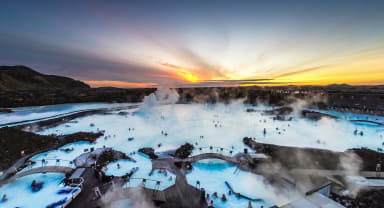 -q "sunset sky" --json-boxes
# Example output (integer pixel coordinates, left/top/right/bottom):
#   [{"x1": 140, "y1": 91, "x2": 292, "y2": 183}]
[{"x1": 1, "y1": 0, "x2": 384, "y2": 87}]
